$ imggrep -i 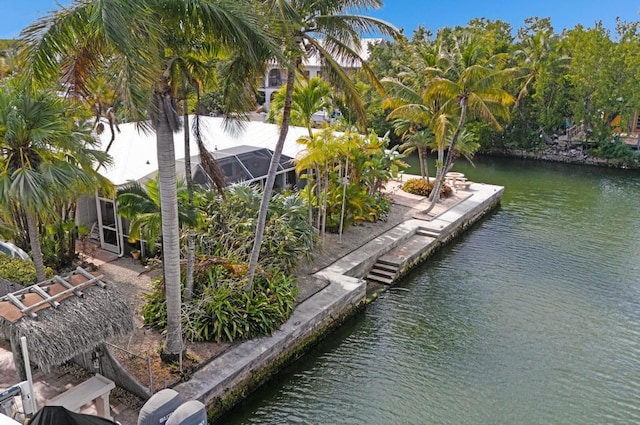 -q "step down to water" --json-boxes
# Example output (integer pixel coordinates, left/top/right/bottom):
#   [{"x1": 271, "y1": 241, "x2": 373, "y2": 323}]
[
  {"x1": 365, "y1": 273, "x2": 395, "y2": 285},
  {"x1": 366, "y1": 260, "x2": 400, "y2": 285},
  {"x1": 375, "y1": 258, "x2": 401, "y2": 268},
  {"x1": 416, "y1": 229, "x2": 440, "y2": 238},
  {"x1": 371, "y1": 262, "x2": 397, "y2": 273},
  {"x1": 369, "y1": 267, "x2": 397, "y2": 278}
]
